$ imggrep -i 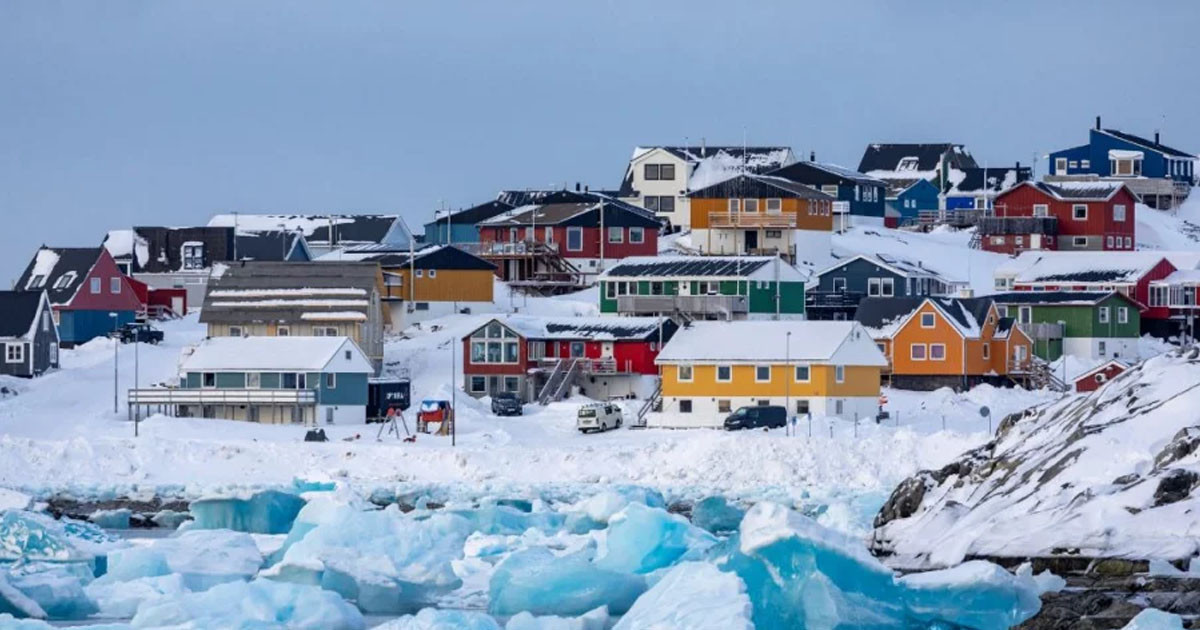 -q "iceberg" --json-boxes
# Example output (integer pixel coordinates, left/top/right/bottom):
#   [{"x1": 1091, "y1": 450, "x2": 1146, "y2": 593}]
[
  {"x1": 189, "y1": 489, "x2": 306, "y2": 534},
  {"x1": 594, "y1": 504, "x2": 716, "y2": 574},
  {"x1": 489, "y1": 548, "x2": 646, "y2": 617},
  {"x1": 898, "y1": 561, "x2": 1044, "y2": 630},
  {"x1": 85, "y1": 574, "x2": 187, "y2": 619},
  {"x1": 690, "y1": 496, "x2": 744, "y2": 534},
  {"x1": 613, "y1": 562, "x2": 752, "y2": 630},
  {"x1": 375, "y1": 608, "x2": 501, "y2": 630},
  {"x1": 129, "y1": 578, "x2": 364, "y2": 630},
  {"x1": 0, "y1": 614, "x2": 130, "y2": 629},
  {"x1": 266, "y1": 505, "x2": 469, "y2": 614},
  {"x1": 2, "y1": 564, "x2": 96, "y2": 620},
  {"x1": 565, "y1": 487, "x2": 666, "y2": 533},
  {"x1": 0, "y1": 511, "x2": 118, "y2": 563},
  {"x1": 89, "y1": 509, "x2": 132, "y2": 530},
  {"x1": 505, "y1": 607, "x2": 608, "y2": 630},
  {"x1": 1121, "y1": 609, "x2": 1185, "y2": 630},
  {"x1": 101, "y1": 529, "x2": 262, "y2": 591},
  {"x1": 448, "y1": 505, "x2": 565, "y2": 536},
  {"x1": 149, "y1": 510, "x2": 189, "y2": 530},
  {"x1": 0, "y1": 573, "x2": 46, "y2": 619}
]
